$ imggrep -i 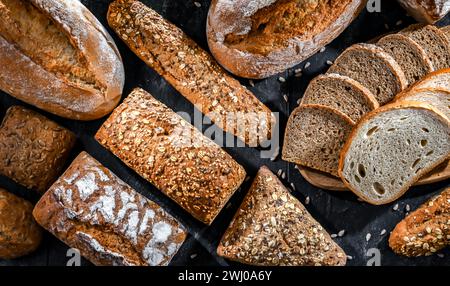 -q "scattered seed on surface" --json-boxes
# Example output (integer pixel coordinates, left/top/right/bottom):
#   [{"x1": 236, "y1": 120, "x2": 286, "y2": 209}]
[
  {"x1": 366, "y1": 233, "x2": 372, "y2": 242},
  {"x1": 437, "y1": 254, "x2": 445, "y2": 258},
  {"x1": 320, "y1": 47, "x2": 326, "y2": 53},
  {"x1": 190, "y1": 253, "x2": 198, "y2": 259},
  {"x1": 326, "y1": 60, "x2": 334, "y2": 65},
  {"x1": 347, "y1": 255, "x2": 353, "y2": 260},
  {"x1": 304, "y1": 62, "x2": 311, "y2": 69},
  {"x1": 331, "y1": 234, "x2": 338, "y2": 238},
  {"x1": 283, "y1": 94, "x2": 288, "y2": 102},
  {"x1": 290, "y1": 183, "x2": 296, "y2": 191},
  {"x1": 338, "y1": 230, "x2": 346, "y2": 237},
  {"x1": 384, "y1": 23, "x2": 390, "y2": 30},
  {"x1": 249, "y1": 80, "x2": 255, "y2": 87},
  {"x1": 396, "y1": 20, "x2": 403, "y2": 26},
  {"x1": 305, "y1": 196, "x2": 310, "y2": 205},
  {"x1": 380, "y1": 229, "x2": 387, "y2": 236},
  {"x1": 281, "y1": 172, "x2": 286, "y2": 180},
  {"x1": 194, "y1": 2, "x2": 201, "y2": 8},
  {"x1": 277, "y1": 169, "x2": 282, "y2": 177},
  {"x1": 405, "y1": 204, "x2": 411, "y2": 212},
  {"x1": 393, "y1": 204, "x2": 399, "y2": 211},
  {"x1": 278, "y1": 76, "x2": 286, "y2": 83}
]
